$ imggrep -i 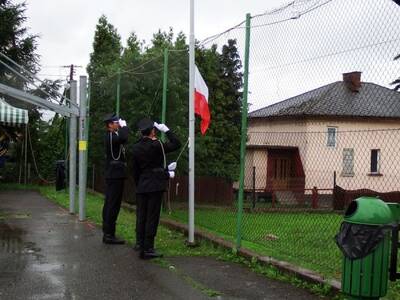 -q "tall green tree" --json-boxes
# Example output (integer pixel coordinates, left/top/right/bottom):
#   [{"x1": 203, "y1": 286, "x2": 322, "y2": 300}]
[
  {"x1": 0, "y1": 0, "x2": 65, "y2": 183},
  {"x1": 86, "y1": 19, "x2": 243, "y2": 182},
  {"x1": 0, "y1": 0, "x2": 38, "y2": 88},
  {"x1": 87, "y1": 15, "x2": 122, "y2": 171},
  {"x1": 194, "y1": 39, "x2": 243, "y2": 180}
]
